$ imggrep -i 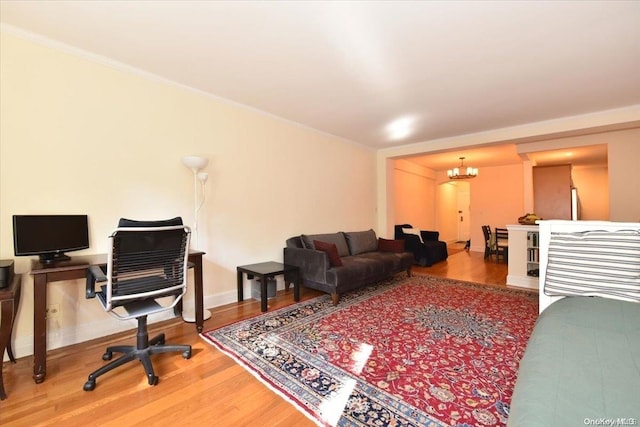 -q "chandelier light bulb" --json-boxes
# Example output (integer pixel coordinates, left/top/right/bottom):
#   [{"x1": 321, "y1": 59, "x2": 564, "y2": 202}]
[{"x1": 447, "y1": 157, "x2": 478, "y2": 180}]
